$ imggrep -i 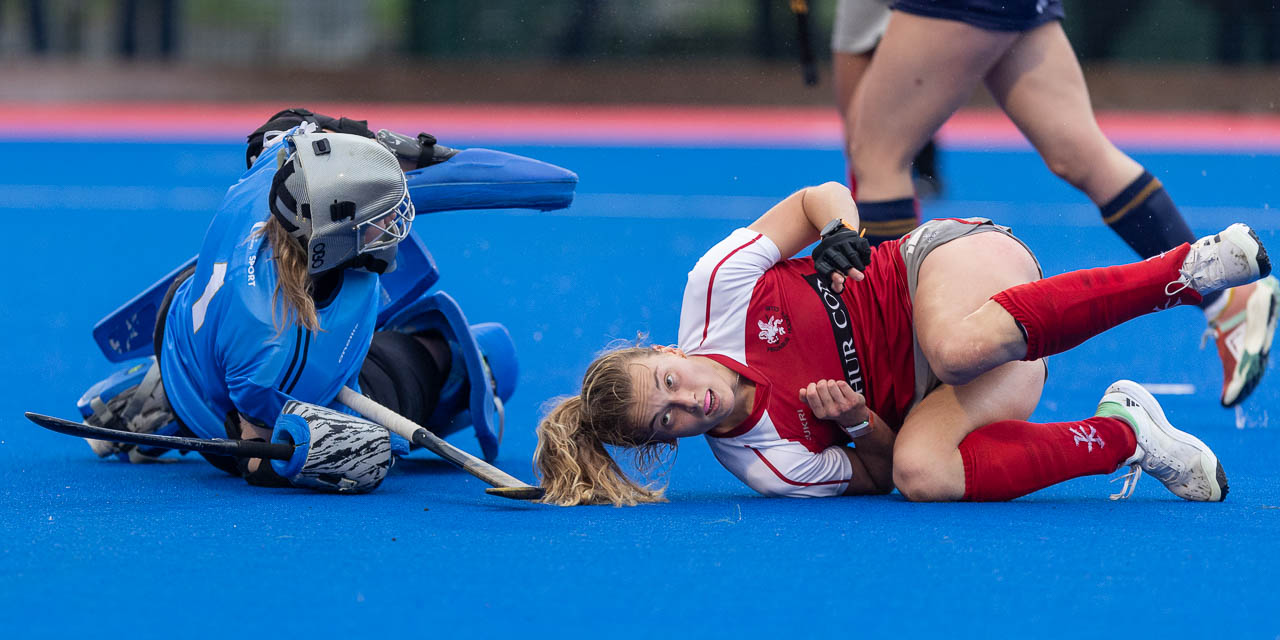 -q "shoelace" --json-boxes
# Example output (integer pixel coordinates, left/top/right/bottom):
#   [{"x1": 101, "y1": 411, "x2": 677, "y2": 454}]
[
  {"x1": 1110, "y1": 443, "x2": 1187, "y2": 500},
  {"x1": 1165, "y1": 269, "x2": 1193, "y2": 297},
  {"x1": 1109, "y1": 464, "x2": 1143, "y2": 500},
  {"x1": 1167, "y1": 240, "x2": 1233, "y2": 297}
]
